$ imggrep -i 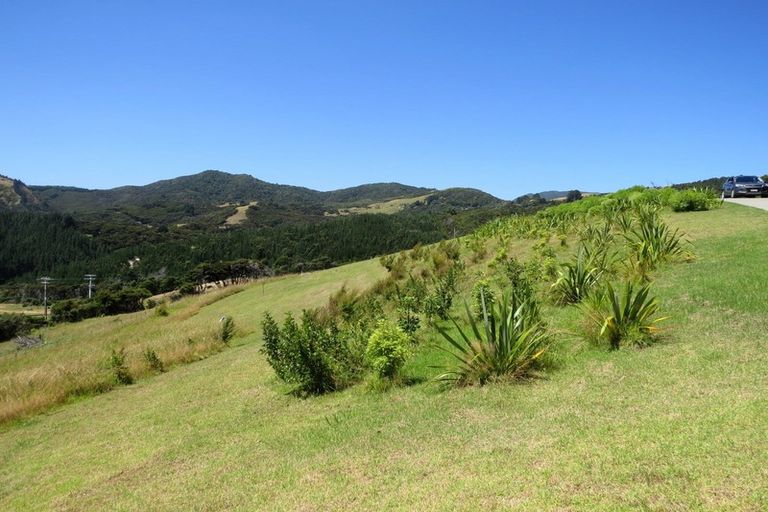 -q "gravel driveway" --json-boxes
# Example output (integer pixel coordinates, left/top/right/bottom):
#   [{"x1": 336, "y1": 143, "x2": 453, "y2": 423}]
[{"x1": 723, "y1": 198, "x2": 768, "y2": 211}]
